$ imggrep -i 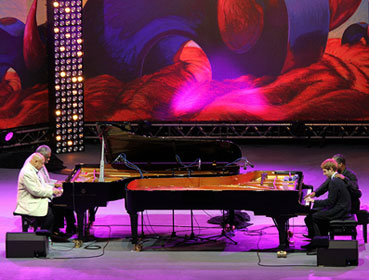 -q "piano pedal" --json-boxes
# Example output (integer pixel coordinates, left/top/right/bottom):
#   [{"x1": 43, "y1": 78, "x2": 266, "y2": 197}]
[
  {"x1": 277, "y1": 250, "x2": 287, "y2": 258},
  {"x1": 134, "y1": 243, "x2": 143, "y2": 252},
  {"x1": 73, "y1": 239, "x2": 83, "y2": 248}
]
